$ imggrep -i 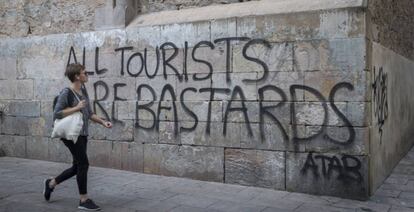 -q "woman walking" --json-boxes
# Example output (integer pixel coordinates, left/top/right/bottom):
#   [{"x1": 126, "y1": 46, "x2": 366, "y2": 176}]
[{"x1": 44, "y1": 63, "x2": 112, "y2": 211}]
